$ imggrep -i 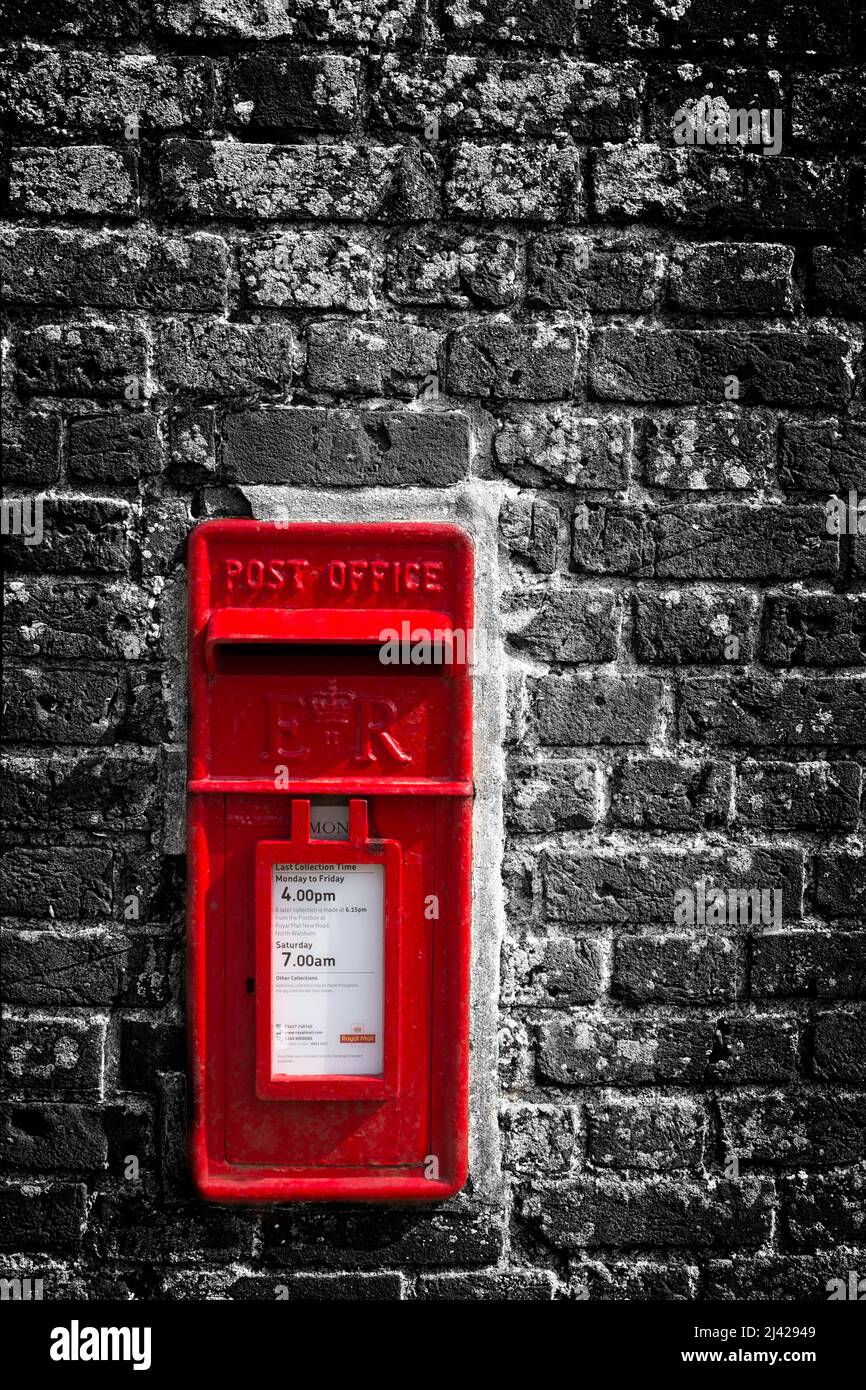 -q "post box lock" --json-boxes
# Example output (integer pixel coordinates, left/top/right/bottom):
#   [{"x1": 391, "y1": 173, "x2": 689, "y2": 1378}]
[{"x1": 187, "y1": 522, "x2": 473, "y2": 1202}]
